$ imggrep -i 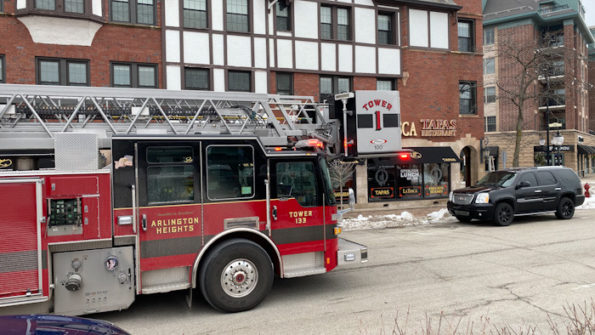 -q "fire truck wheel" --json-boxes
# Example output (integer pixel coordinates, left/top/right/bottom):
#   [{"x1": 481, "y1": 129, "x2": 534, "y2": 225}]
[{"x1": 199, "y1": 239, "x2": 273, "y2": 313}]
